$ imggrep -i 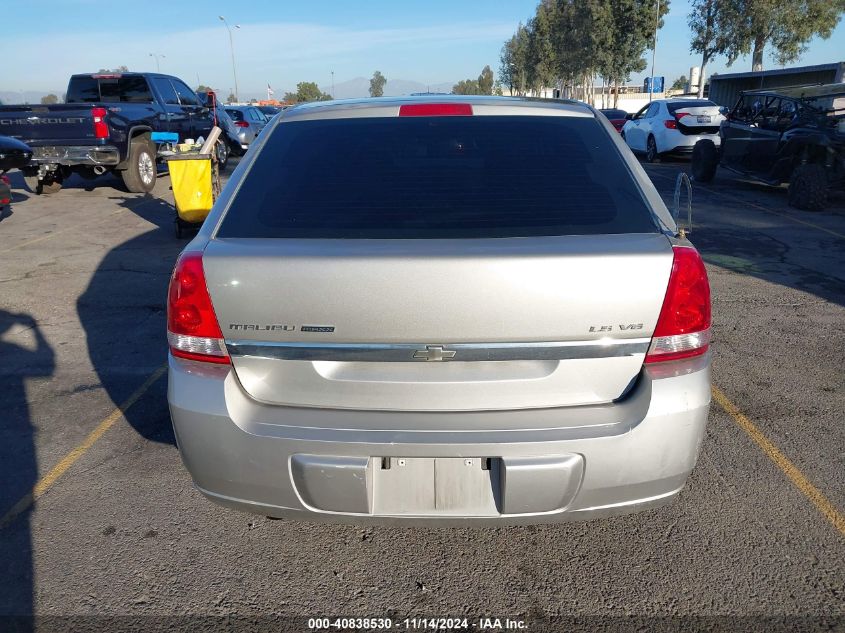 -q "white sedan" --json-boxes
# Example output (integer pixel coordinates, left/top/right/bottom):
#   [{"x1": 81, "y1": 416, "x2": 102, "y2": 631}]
[{"x1": 622, "y1": 99, "x2": 724, "y2": 162}]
